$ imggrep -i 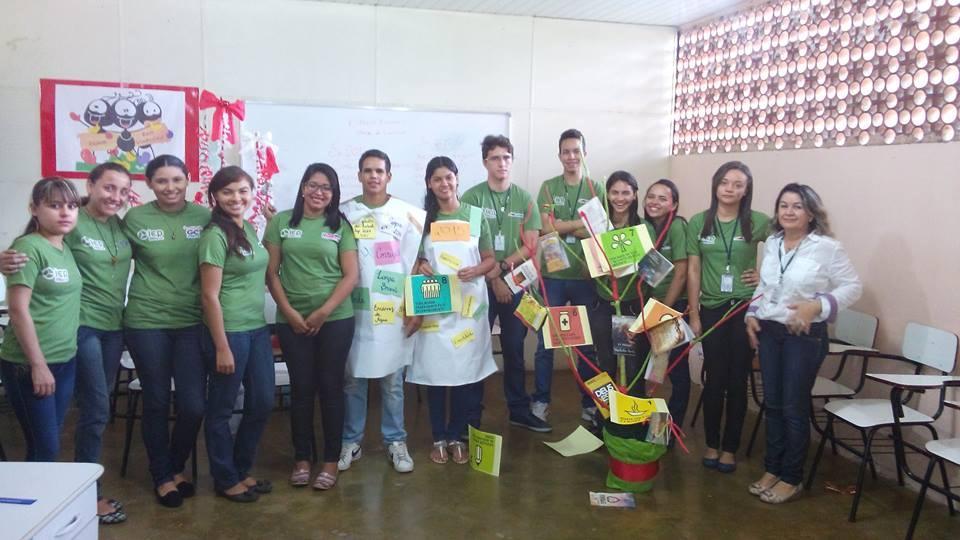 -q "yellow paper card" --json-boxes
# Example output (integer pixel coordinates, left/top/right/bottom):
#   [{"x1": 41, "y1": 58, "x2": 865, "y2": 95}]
[
  {"x1": 352, "y1": 216, "x2": 377, "y2": 240},
  {"x1": 609, "y1": 391, "x2": 667, "y2": 426},
  {"x1": 420, "y1": 318, "x2": 440, "y2": 333},
  {"x1": 461, "y1": 295, "x2": 479, "y2": 318},
  {"x1": 439, "y1": 251, "x2": 462, "y2": 271},
  {"x1": 373, "y1": 300, "x2": 396, "y2": 325},
  {"x1": 585, "y1": 372, "x2": 617, "y2": 419},
  {"x1": 452, "y1": 328, "x2": 476, "y2": 348},
  {"x1": 430, "y1": 221, "x2": 470, "y2": 242}
]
